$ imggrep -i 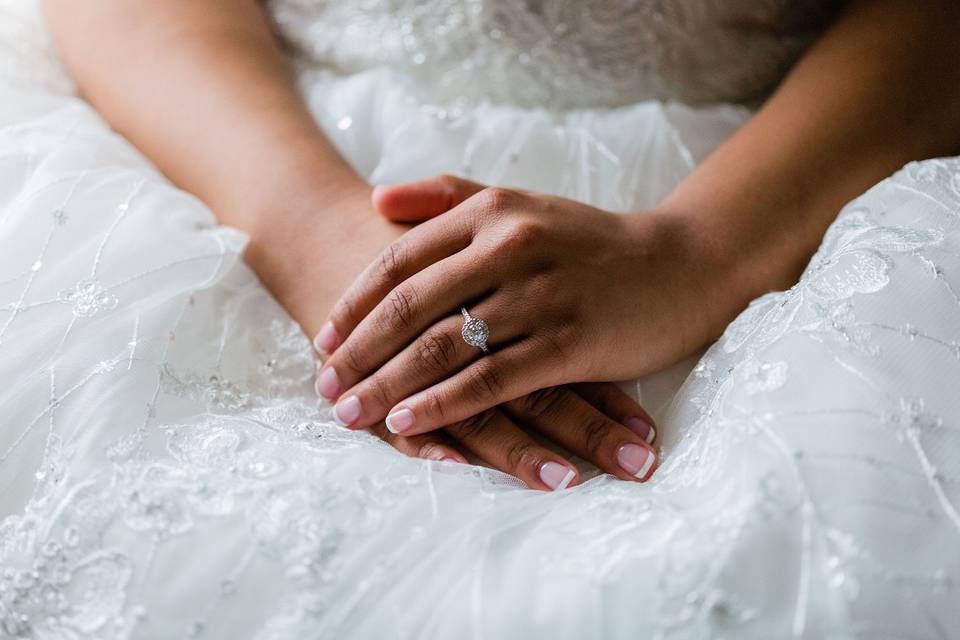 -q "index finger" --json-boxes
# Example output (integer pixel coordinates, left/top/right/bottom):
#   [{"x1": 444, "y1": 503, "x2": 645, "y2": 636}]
[{"x1": 314, "y1": 191, "x2": 491, "y2": 355}]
